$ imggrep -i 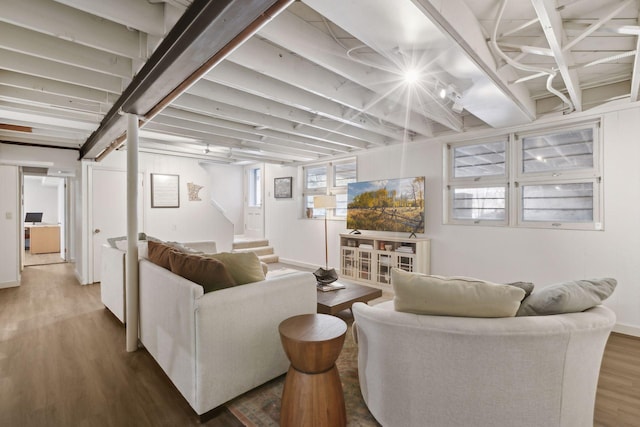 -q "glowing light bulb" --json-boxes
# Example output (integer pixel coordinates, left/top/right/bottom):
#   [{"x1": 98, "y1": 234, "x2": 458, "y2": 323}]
[
  {"x1": 439, "y1": 88, "x2": 447, "y2": 99},
  {"x1": 404, "y1": 68, "x2": 419, "y2": 84}
]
